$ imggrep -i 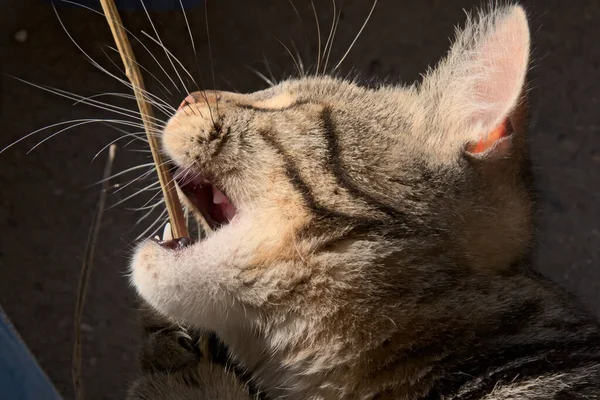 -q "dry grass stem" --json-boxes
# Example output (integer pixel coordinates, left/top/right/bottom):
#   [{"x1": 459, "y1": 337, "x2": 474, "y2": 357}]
[{"x1": 99, "y1": 0, "x2": 189, "y2": 238}]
